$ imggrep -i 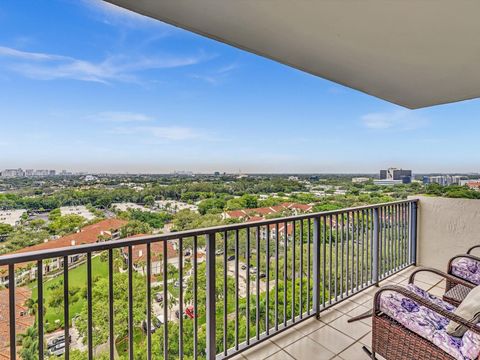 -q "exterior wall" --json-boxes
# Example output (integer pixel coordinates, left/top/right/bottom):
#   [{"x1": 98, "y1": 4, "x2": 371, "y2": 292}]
[{"x1": 415, "y1": 195, "x2": 480, "y2": 270}]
